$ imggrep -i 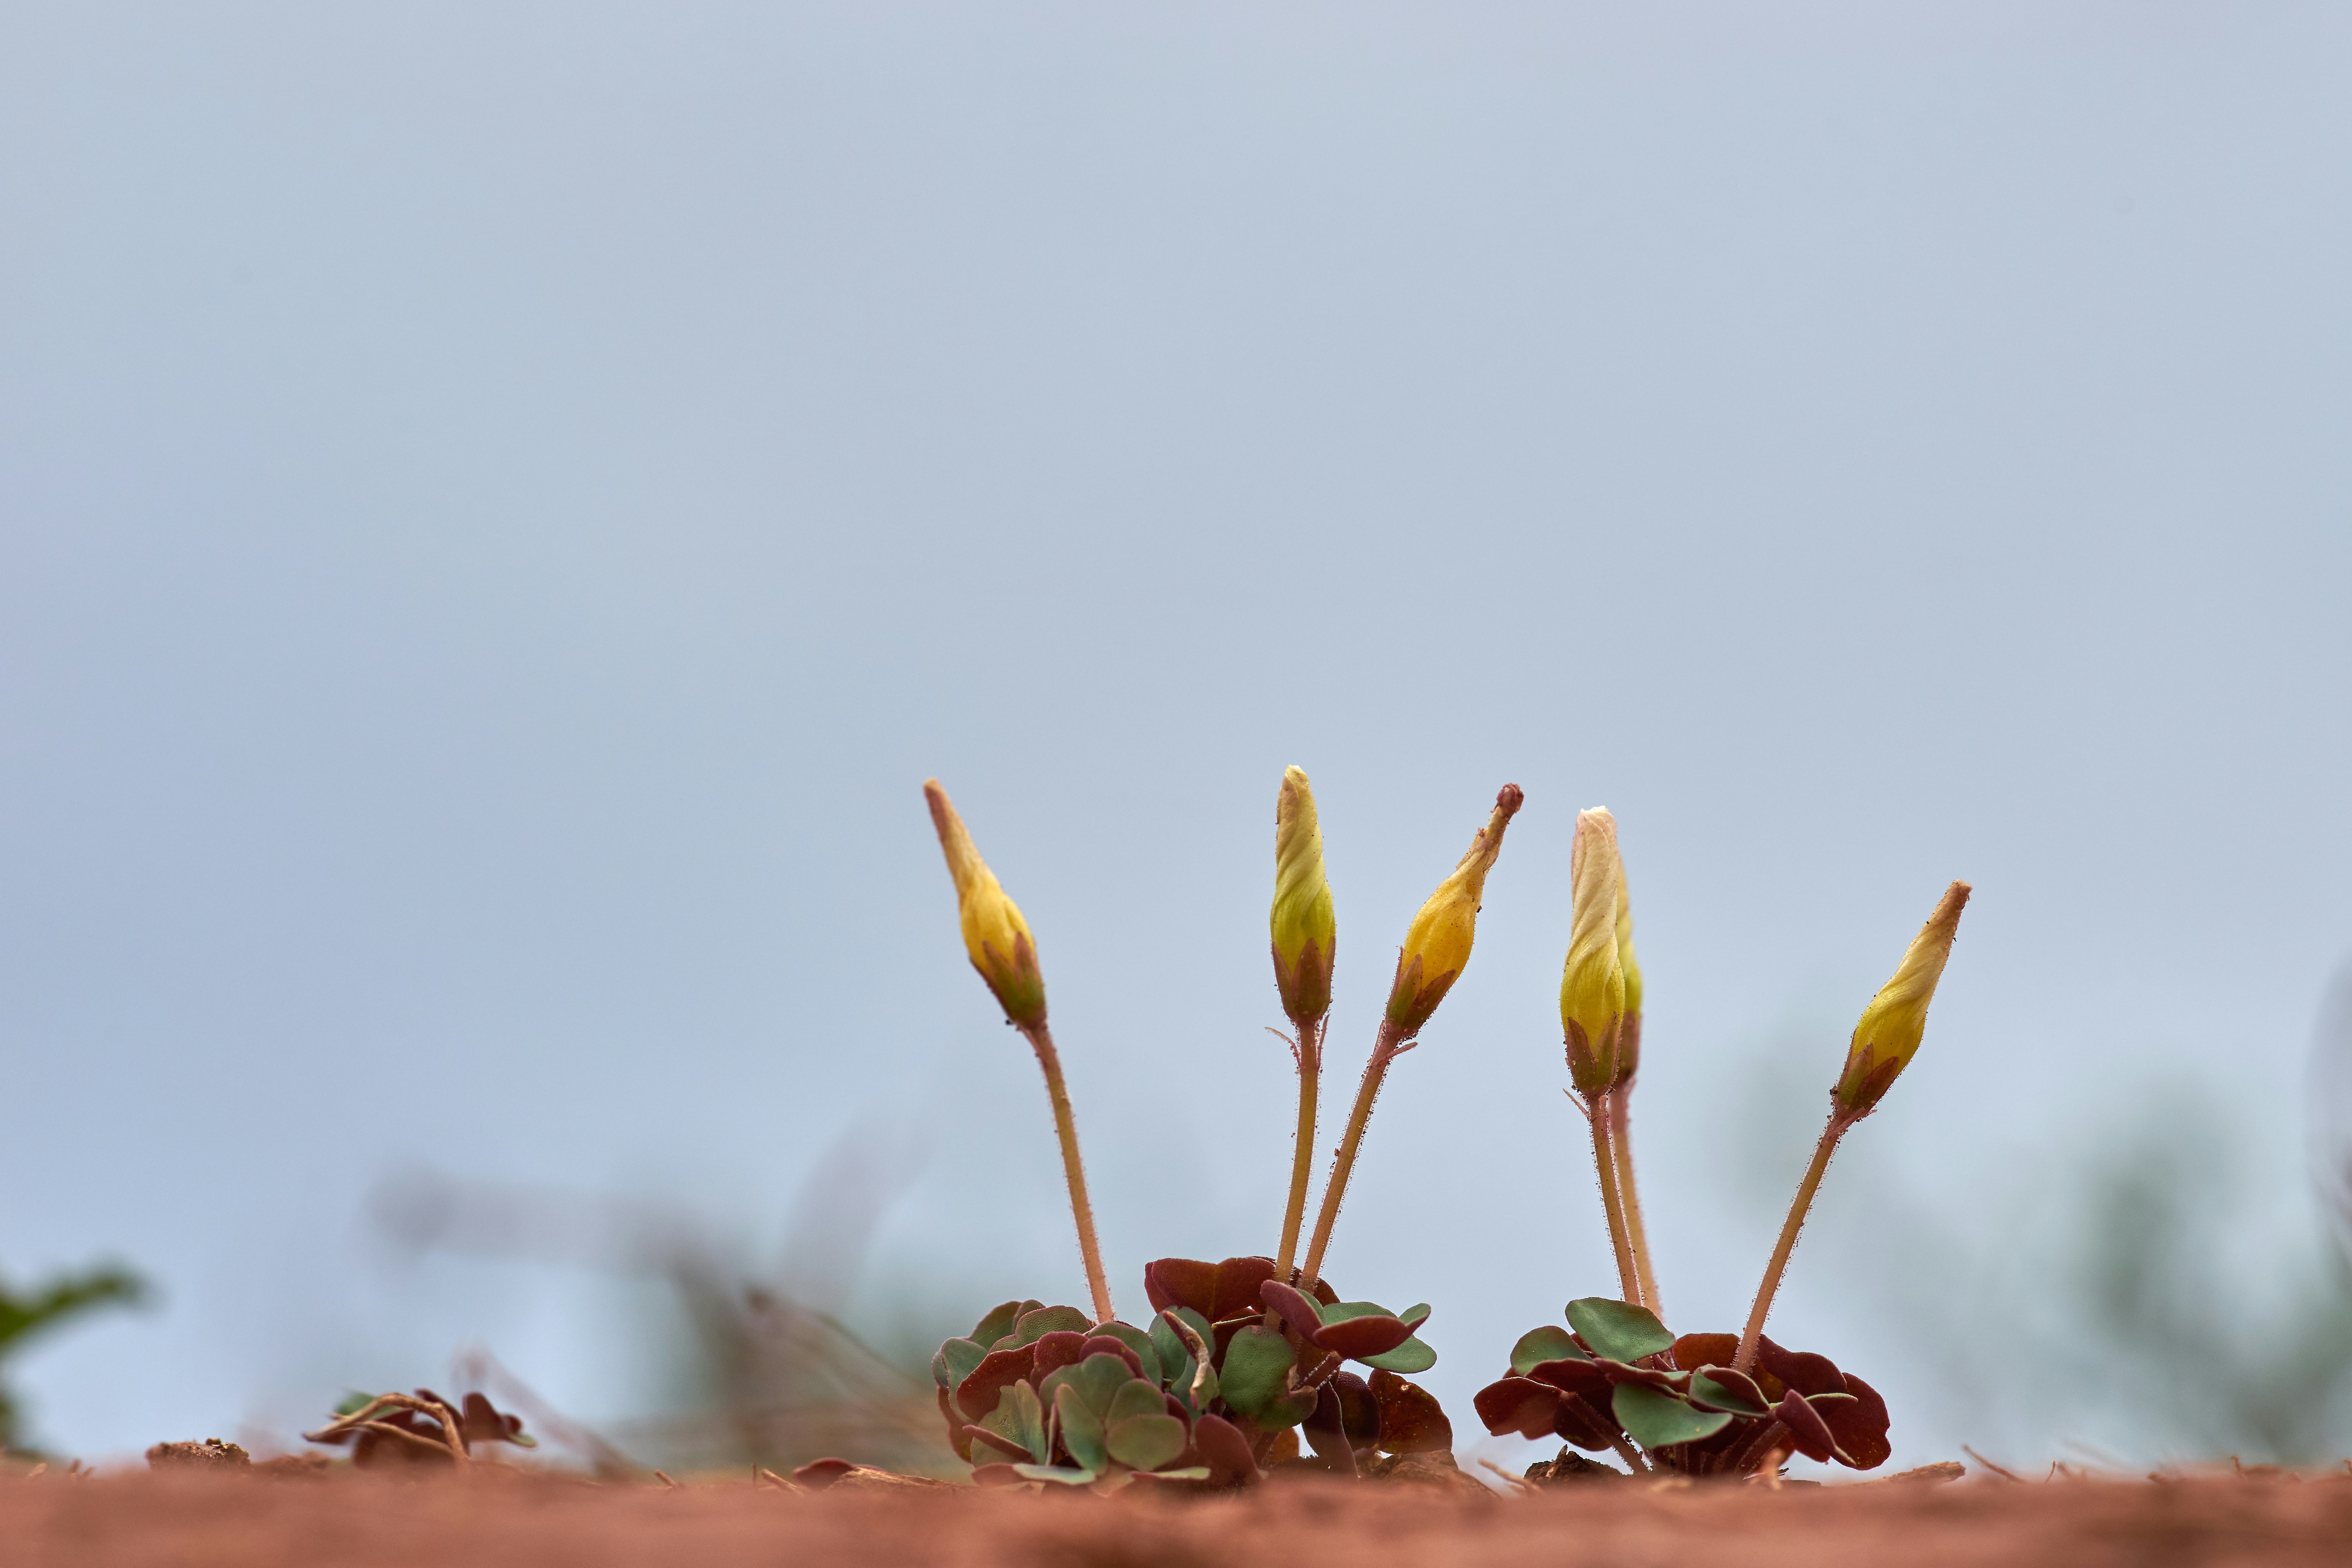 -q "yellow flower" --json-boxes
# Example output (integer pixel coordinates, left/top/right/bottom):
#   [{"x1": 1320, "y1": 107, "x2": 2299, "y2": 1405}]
[
  {"x1": 1613, "y1": 845, "x2": 1645, "y2": 1088},
  {"x1": 1384, "y1": 784, "x2": 1524, "y2": 1034},
  {"x1": 1560, "y1": 808, "x2": 1626, "y2": 1096},
  {"x1": 1270, "y1": 766, "x2": 1337, "y2": 1027},
  {"x1": 1833, "y1": 881, "x2": 1972, "y2": 1117},
  {"x1": 923, "y1": 779, "x2": 1047, "y2": 1029}
]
